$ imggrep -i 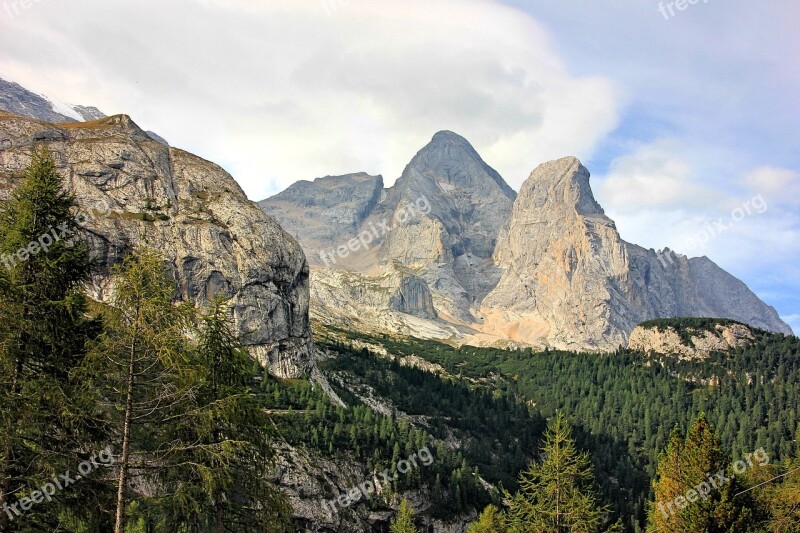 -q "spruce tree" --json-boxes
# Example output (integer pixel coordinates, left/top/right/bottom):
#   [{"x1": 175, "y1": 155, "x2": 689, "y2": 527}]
[
  {"x1": 505, "y1": 412, "x2": 606, "y2": 532},
  {"x1": 0, "y1": 148, "x2": 104, "y2": 530},
  {"x1": 390, "y1": 498, "x2": 418, "y2": 533},
  {"x1": 157, "y1": 299, "x2": 292, "y2": 532}
]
